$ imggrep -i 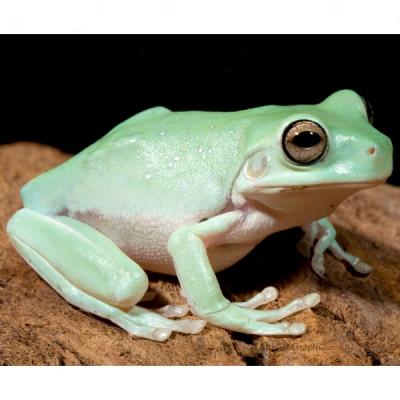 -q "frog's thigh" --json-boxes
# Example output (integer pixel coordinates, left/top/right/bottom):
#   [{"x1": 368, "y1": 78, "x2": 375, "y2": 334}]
[
  {"x1": 7, "y1": 208, "x2": 148, "y2": 308},
  {"x1": 7, "y1": 209, "x2": 204, "y2": 341}
]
